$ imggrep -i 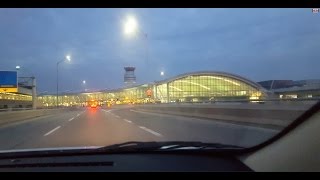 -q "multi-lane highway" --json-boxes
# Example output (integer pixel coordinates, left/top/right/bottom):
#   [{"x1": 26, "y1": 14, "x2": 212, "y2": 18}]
[{"x1": 0, "y1": 106, "x2": 280, "y2": 151}]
